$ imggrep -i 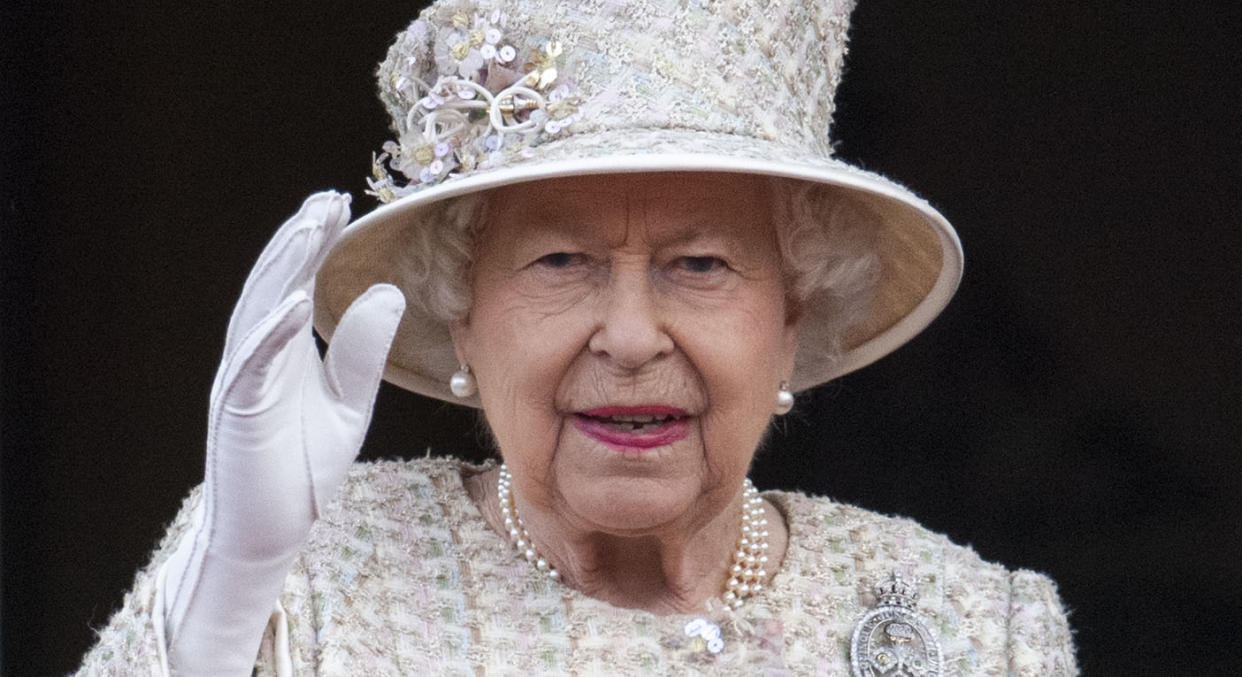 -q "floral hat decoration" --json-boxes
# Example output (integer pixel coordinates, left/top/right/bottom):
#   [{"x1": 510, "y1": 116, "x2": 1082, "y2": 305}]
[{"x1": 313, "y1": 0, "x2": 963, "y2": 406}]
